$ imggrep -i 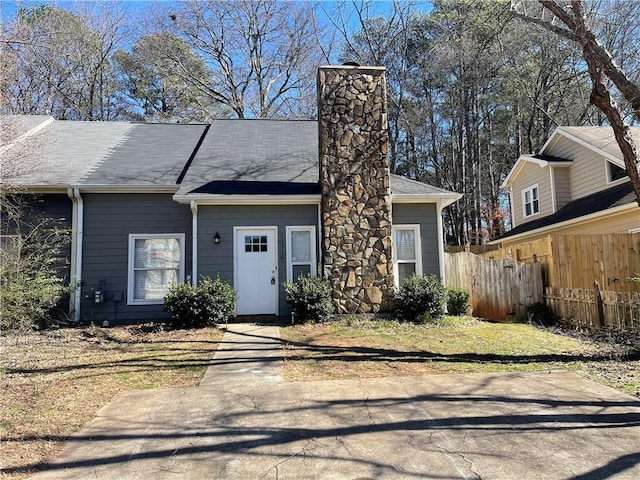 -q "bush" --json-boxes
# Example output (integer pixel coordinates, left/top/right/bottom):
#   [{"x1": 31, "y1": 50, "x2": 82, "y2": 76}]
[
  {"x1": 0, "y1": 271, "x2": 69, "y2": 332},
  {"x1": 283, "y1": 274, "x2": 334, "y2": 323},
  {"x1": 163, "y1": 276, "x2": 236, "y2": 329},
  {"x1": 526, "y1": 302, "x2": 556, "y2": 327},
  {"x1": 393, "y1": 274, "x2": 447, "y2": 323},
  {"x1": 446, "y1": 287, "x2": 470, "y2": 316},
  {"x1": 1, "y1": 194, "x2": 71, "y2": 332}
]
